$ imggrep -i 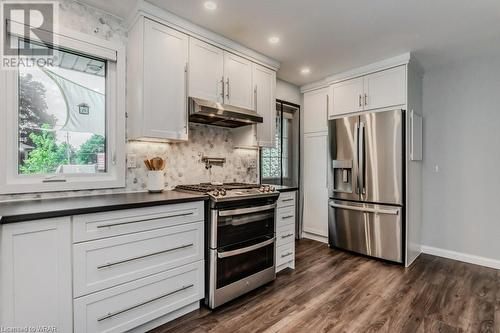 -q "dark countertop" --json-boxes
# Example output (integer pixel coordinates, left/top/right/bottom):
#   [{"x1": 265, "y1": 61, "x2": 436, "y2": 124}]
[
  {"x1": 267, "y1": 185, "x2": 299, "y2": 193},
  {"x1": 0, "y1": 191, "x2": 208, "y2": 224}
]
